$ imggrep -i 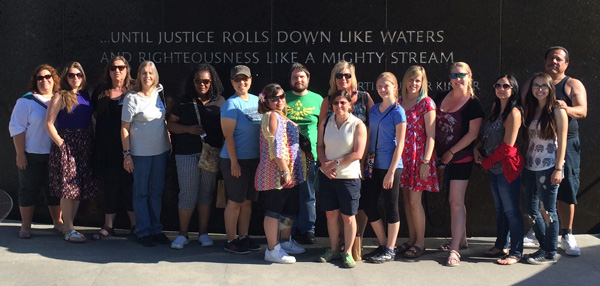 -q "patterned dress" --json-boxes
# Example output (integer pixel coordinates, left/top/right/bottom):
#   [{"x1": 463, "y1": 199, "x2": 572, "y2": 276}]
[
  {"x1": 399, "y1": 97, "x2": 439, "y2": 192},
  {"x1": 255, "y1": 111, "x2": 305, "y2": 191}
]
